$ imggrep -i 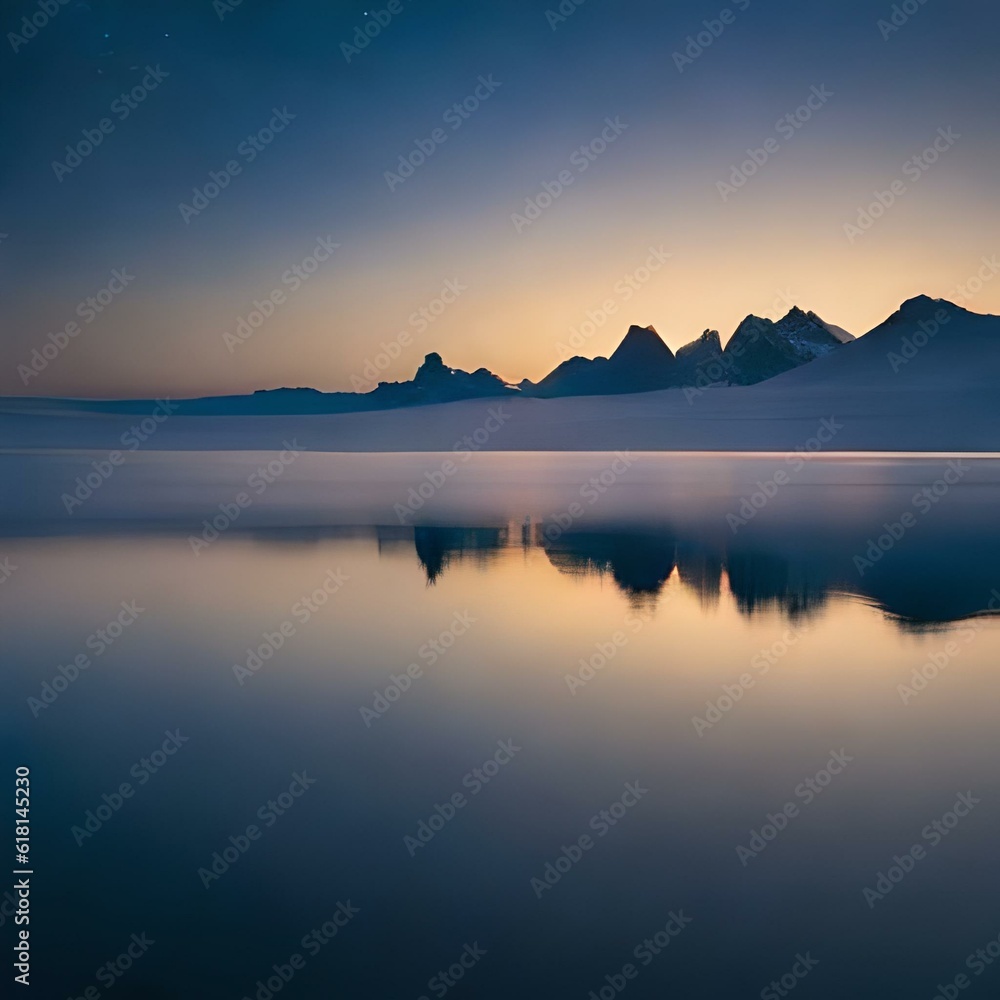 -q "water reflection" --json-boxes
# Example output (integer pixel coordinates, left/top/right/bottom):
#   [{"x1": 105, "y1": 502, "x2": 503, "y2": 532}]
[
  {"x1": 369, "y1": 521, "x2": 1000, "y2": 627},
  {"x1": 414, "y1": 526, "x2": 508, "y2": 584},
  {"x1": 4, "y1": 495, "x2": 1000, "y2": 998}
]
